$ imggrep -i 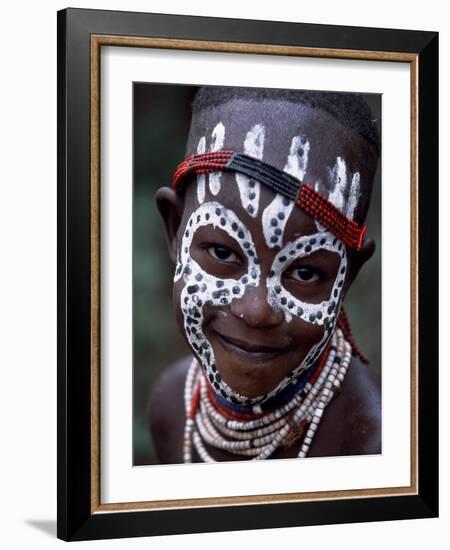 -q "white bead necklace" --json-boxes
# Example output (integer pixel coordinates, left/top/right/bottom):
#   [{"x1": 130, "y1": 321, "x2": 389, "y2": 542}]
[{"x1": 183, "y1": 328, "x2": 352, "y2": 462}]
